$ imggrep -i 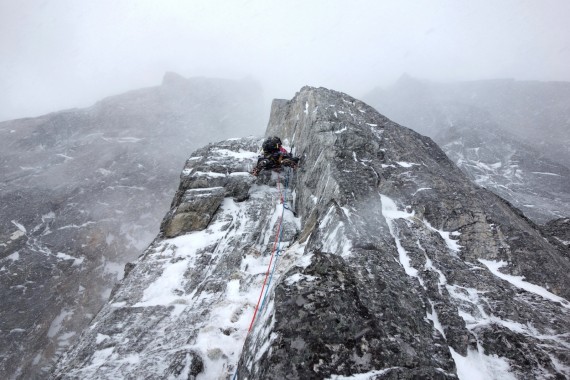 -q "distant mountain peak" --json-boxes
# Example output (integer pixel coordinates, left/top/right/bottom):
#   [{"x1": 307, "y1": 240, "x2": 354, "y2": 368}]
[{"x1": 161, "y1": 71, "x2": 188, "y2": 86}]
